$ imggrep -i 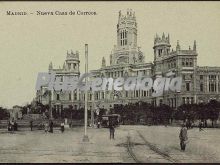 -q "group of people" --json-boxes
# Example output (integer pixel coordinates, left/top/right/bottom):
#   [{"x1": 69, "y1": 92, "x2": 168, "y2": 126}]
[
  {"x1": 44, "y1": 120, "x2": 54, "y2": 133},
  {"x1": 29, "y1": 120, "x2": 66, "y2": 133},
  {"x1": 44, "y1": 120, "x2": 66, "y2": 133},
  {"x1": 8, "y1": 119, "x2": 18, "y2": 132}
]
